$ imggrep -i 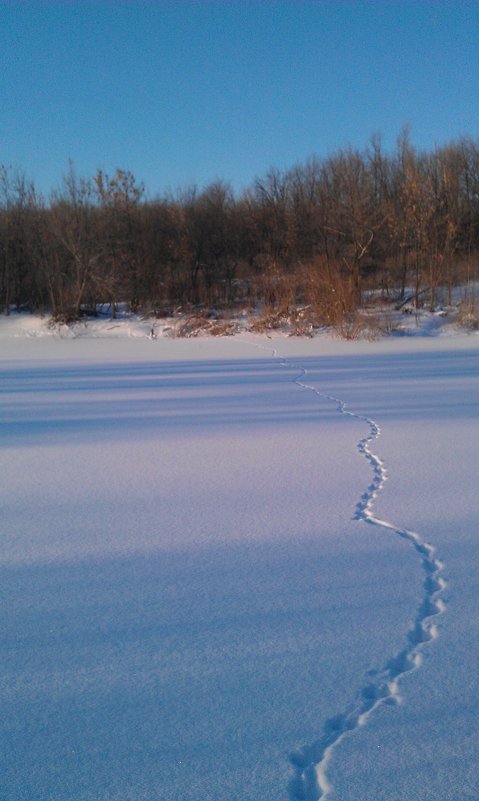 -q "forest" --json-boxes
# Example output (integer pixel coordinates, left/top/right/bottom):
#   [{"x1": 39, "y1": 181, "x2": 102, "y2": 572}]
[{"x1": 1, "y1": 132, "x2": 479, "y2": 330}]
